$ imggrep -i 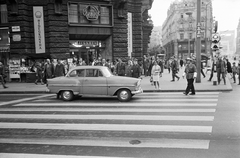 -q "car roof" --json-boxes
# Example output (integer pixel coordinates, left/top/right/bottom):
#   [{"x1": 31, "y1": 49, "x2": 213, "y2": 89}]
[{"x1": 72, "y1": 66, "x2": 107, "y2": 70}]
